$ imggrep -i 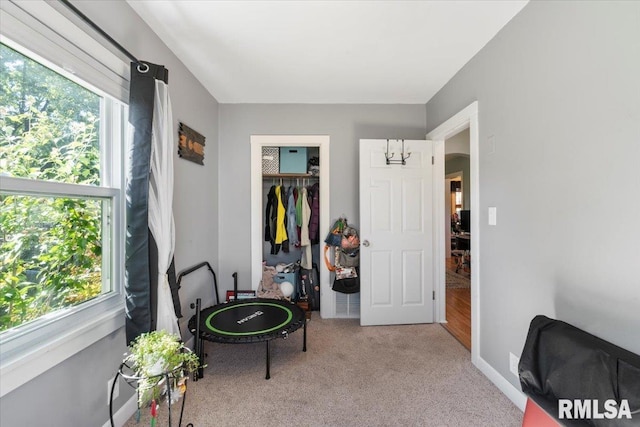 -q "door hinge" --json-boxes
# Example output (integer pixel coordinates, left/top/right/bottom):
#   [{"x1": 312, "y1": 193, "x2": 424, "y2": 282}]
[
  {"x1": 432, "y1": 290, "x2": 435, "y2": 300},
  {"x1": 432, "y1": 156, "x2": 434, "y2": 165}
]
